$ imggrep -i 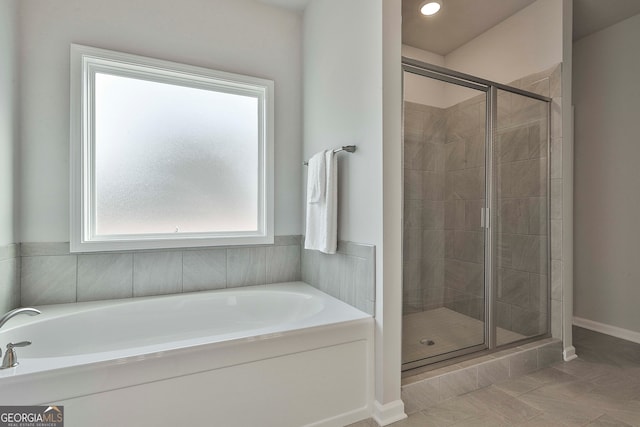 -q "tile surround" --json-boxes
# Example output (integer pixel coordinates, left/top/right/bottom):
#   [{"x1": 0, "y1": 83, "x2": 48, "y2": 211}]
[
  {"x1": 268, "y1": 244, "x2": 302, "y2": 288},
  {"x1": 16, "y1": 237, "x2": 374, "y2": 315},
  {"x1": 21, "y1": 255, "x2": 77, "y2": 306},
  {"x1": 478, "y1": 357, "x2": 510, "y2": 388},
  {"x1": 18, "y1": 237, "x2": 303, "y2": 306},
  {"x1": 182, "y1": 249, "x2": 226, "y2": 292},
  {"x1": 0, "y1": 244, "x2": 20, "y2": 313},
  {"x1": 77, "y1": 253, "x2": 133, "y2": 301},
  {"x1": 133, "y1": 251, "x2": 183, "y2": 297},
  {"x1": 302, "y1": 240, "x2": 375, "y2": 315},
  {"x1": 226, "y1": 247, "x2": 266, "y2": 288}
]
